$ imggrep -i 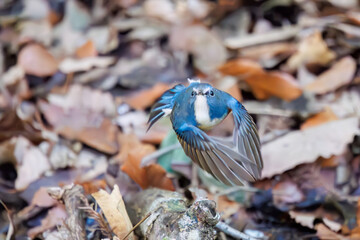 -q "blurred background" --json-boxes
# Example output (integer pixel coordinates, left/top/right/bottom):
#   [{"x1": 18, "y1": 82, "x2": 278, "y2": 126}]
[{"x1": 1, "y1": 0, "x2": 360, "y2": 239}]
